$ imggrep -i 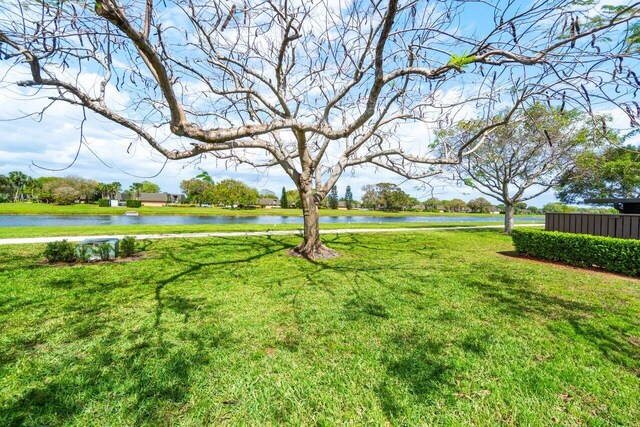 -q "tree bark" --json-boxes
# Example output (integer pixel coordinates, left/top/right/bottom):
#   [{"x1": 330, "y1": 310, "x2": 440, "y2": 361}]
[
  {"x1": 504, "y1": 203, "x2": 515, "y2": 235},
  {"x1": 290, "y1": 184, "x2": 339, "y2": 259}
]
